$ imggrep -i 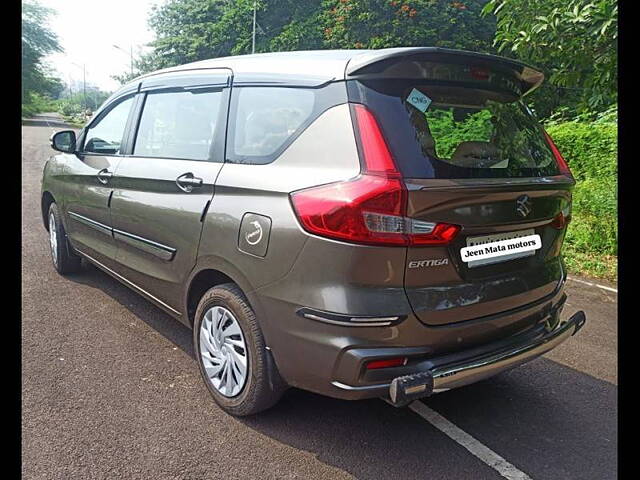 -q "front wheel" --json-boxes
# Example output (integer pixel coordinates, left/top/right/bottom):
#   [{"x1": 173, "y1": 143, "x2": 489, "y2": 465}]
[
  {"x1": 48, "y1": 203, "x2": 82, "y2": 275},
  {"x1": 193, "y1": 283, "x2": 286, "y2": 416}
]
